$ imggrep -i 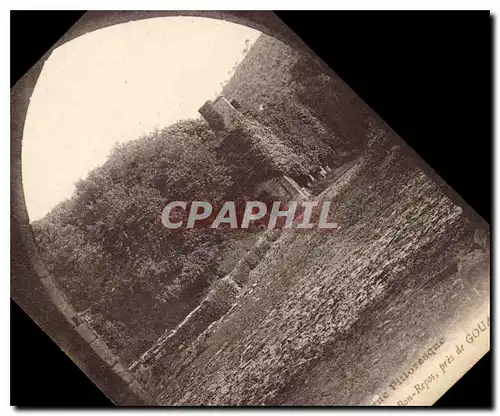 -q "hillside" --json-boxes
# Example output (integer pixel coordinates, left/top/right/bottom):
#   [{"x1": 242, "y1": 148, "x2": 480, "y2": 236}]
[
  {"x1": 32, "y1": 34, "x2": 375, "y2": 365},
  {"x1": 153, "y1": 144, "x2": 489, "y2": 405},
  {"x1": 33, "y1": 120, "x2": 243, "y2": 362},
  {"x1": 222, "y1": 34, "x2": 300, "y2": 106},
  {"x1": 223, "y1": 34, "x2": 370, "y2": 167}
]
